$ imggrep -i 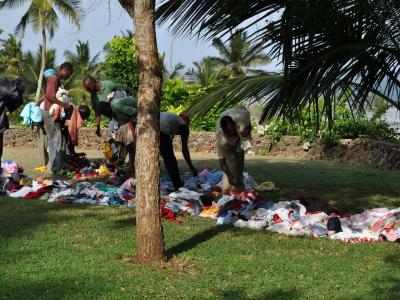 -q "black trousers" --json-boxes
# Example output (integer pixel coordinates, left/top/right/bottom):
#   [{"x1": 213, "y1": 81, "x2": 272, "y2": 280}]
[
  {"x1": 0, "y1": 133, "x2": 3, "y2": 162},
  {"x1": 160, "y1": 132, "x2": 183, "y2": 190}
]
